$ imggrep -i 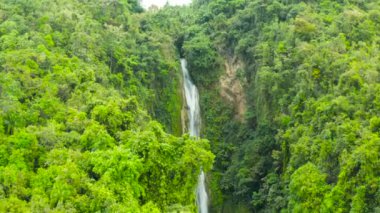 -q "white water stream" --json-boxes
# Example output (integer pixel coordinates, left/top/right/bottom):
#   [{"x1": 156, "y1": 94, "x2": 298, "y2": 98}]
[{"x1": 181, "y1": 59, "x2": 208, "y2": 213}]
